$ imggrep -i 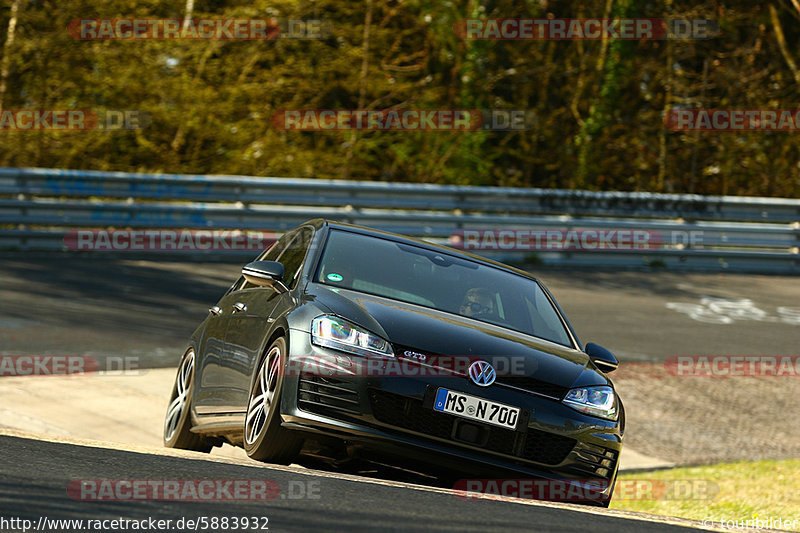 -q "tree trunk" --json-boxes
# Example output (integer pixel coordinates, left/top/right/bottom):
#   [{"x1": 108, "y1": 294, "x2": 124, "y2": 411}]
[
  {"x1": 0, "y1": 0, "x2": 21, "y2": 110},
  {"x1": 171, "y1": 0, "x2": 198, "y2": 154},
  {"x1": 182, "y1": 0, "x2": 195, "y2": 30},
  {"x1": 341, "y1": 0, "x2": 374, "y2": 180}
]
